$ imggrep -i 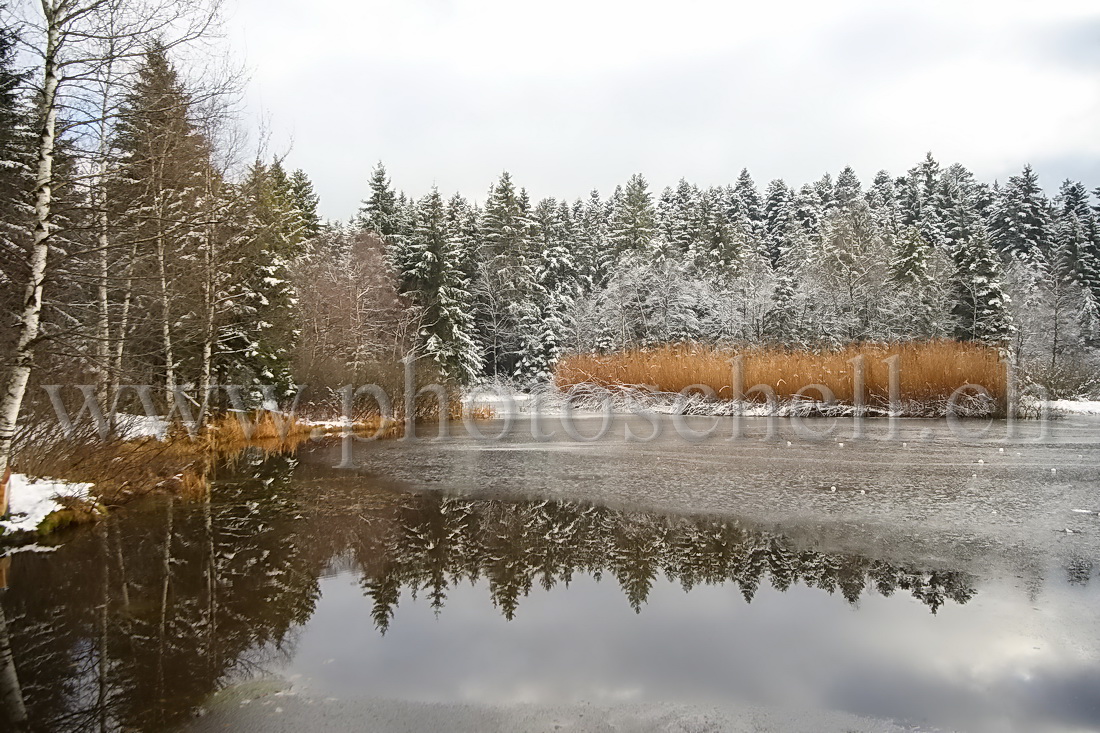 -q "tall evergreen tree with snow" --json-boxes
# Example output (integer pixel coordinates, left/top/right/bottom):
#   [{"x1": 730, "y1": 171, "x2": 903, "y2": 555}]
[
  {"x1": 812, "y1": 172, "x2": 836, "y2": 218},
  {"x1": 866, "y1": 171, "x2": 902, "y2": 237},
  {"x1": 1040, "y1": 220, "x2": 1099, "y2": 372},
  {"x1": 697, "y1": 186, "x2": 738, "y2": 271},
  {"x1": 608, "y1": 173, "x2": 655, "y2": 254},
  {"x1": 575, "y1": 189, "x2": 609, "y2": 290},
  {"x1": 762, "y1": 179, "x2": 797, "y2": 267},
  {"x1": 288, "y1": 169, "x2": 322, "y2": 238},
  {"x1": 224, "y1": 160, "x2": 304, "y2": 394},
  {"x1": 832, "y1": 166, "x2": 862, "y2": 213},
  {"x1": 358, "y1": 161, "x2": 398, "y2": 236},
  {"x1": 900, "y1": 152, "x2": 944, "y2": 248},
  {"x1": 950, "y1": 227, "x2": 1013, "y2": 344},
  {"x1": 792, "y1": 183, "x2": 825, "y2": 242},
  {"x1": 729, "y1": 168, "x2": 765, "y2": 238},
  {"x1": 935, "y1": 164, "x2": 981, "y2": 252},
  {"x1": 475, "y1": 171, "x2": 535, "y2": 376},
  {"x1": 0, "y1": 15, "x2": 31, "y2": 358},
  {"x1": 657, "y1": 178, "x2": 702, "y2": 257},
  {"x1": 989, "y1": 165, "x2": 1053, "y2": 265},
  {"x1": 403, "y1": 188, "x2": 482, "y2": 383},
  {"x1": 516, "y1": 199, "x2": 581, "y2": 382},
  {"x1": 109, "y1": 43, "x2": 214, "y2": 397},
  {"x1": 1053, "y1": 179, "x2": 1100, "y2": 299}
]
